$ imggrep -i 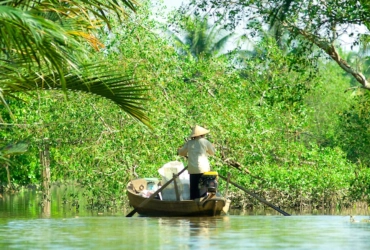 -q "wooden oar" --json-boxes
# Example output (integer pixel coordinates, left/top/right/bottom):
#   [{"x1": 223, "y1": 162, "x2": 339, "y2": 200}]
[
  {"x1": 126, "y1": 166, "x2": 188, "y2": 217},
  {"x1": 218, "y1": 174, "x2": 291, "y2": 216}
]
